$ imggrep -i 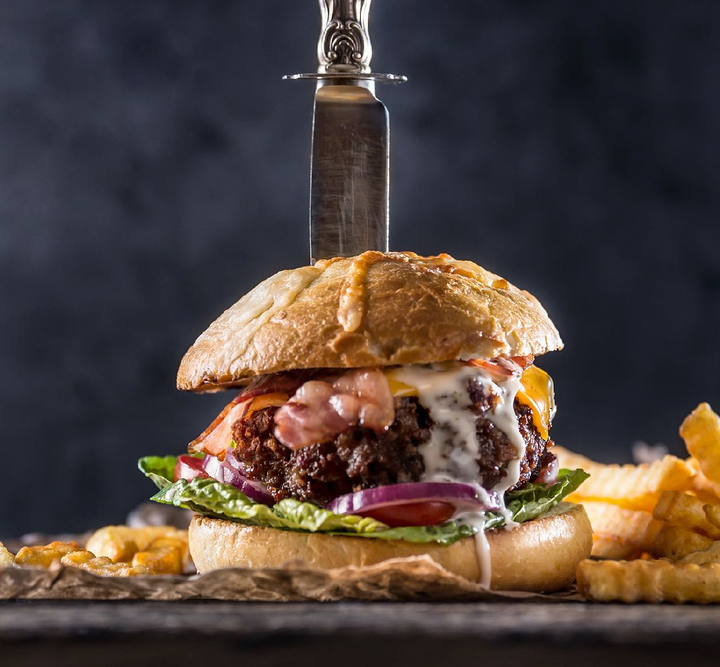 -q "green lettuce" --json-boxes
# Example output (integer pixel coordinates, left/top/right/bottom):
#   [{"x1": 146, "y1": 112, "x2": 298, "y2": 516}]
[
  {"x1": 139, "y1": 455, "x2": 182, "y2": 490},
  {"x1": 138, "y1": 455, "x2": 588, "y2": 545},
  {"x1": 483, "y1": 468, "x2": 590, "y2": 530}
]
